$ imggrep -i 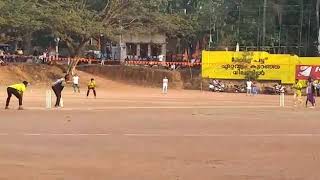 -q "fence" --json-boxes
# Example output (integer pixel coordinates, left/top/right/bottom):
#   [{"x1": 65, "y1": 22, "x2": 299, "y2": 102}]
[{"x1": 0, "y1": 55, "x2": 202, "y2": 67}]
